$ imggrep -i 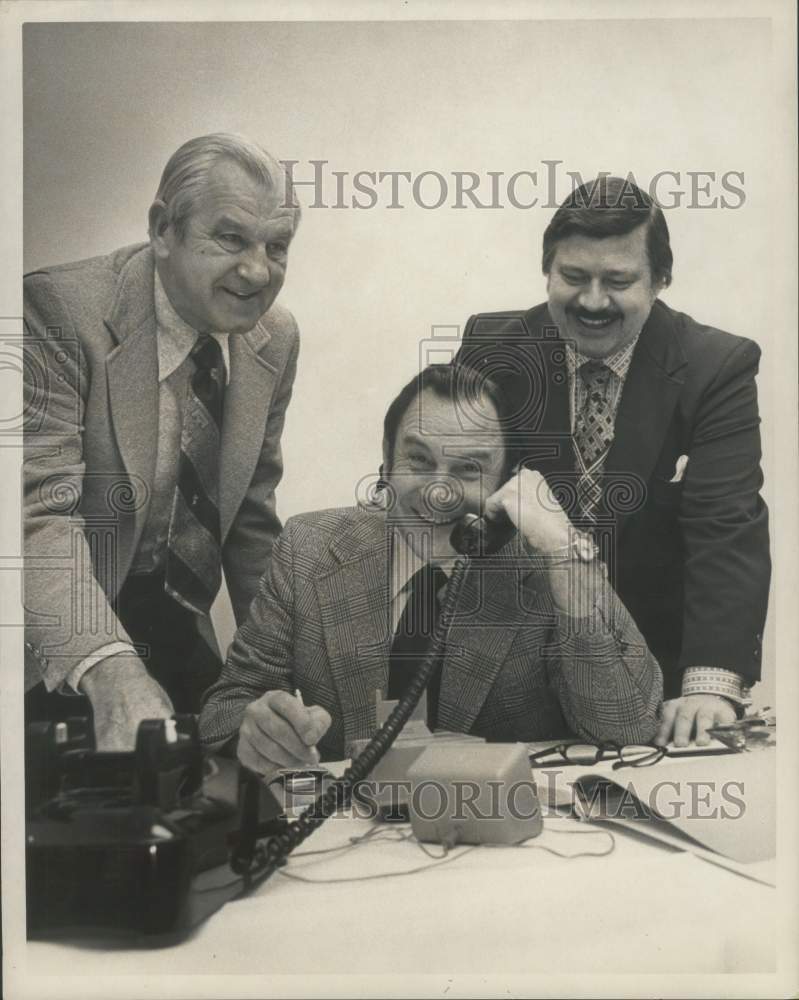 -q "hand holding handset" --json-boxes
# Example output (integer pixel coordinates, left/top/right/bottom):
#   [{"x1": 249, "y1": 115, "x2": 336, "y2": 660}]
[
  {"x1": 450, "y1": 468, "x2": 572, "y2": 557},
  {"x1": 449, "y1": 508, "x2": 515, "y2": 557}
]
